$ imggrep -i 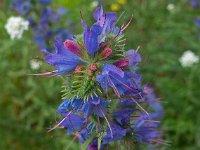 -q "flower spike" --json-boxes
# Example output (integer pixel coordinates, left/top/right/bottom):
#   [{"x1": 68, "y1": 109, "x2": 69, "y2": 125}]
[{"x1": 36, "y1": 7, "x2": 165, "y2": 150}]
